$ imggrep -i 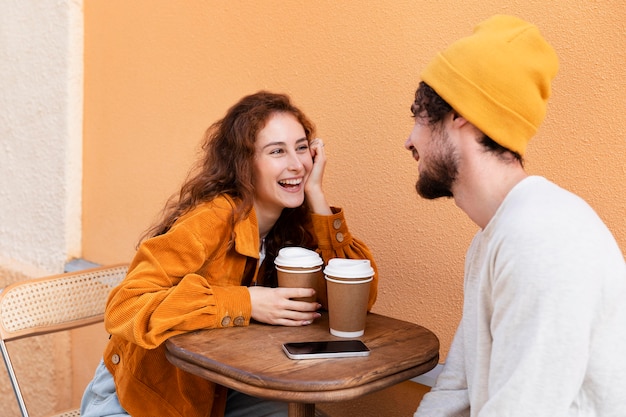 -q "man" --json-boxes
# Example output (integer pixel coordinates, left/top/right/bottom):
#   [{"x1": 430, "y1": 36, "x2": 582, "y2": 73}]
[{"x1": 405, "y1": 15, "x2": 626, "y2": 417}]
